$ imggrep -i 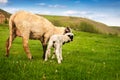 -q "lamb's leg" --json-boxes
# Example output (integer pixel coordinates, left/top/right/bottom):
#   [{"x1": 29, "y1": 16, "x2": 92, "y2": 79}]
[
  {"x1": 55, "y1": 46, "x2": 61, "y2": 64},
  {"x1": 6, "y1": 34, "x2": 16, "y2": 57},
  {"x1": 45, "y1": 41, "x2": 53, "y2": 61},
  {"x1": 59, "y1": 47, "x2": 63, "y2": 61},
  {"x1": 22, "y1": 37, "x2": 32, "y2": 60}
]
